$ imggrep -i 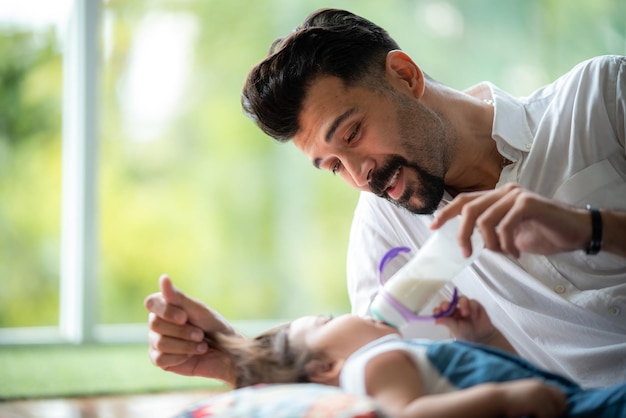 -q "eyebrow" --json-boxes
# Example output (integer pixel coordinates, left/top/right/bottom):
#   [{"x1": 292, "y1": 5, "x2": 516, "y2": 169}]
[{"x1": 313, "y1": 107, "x2": 358, "y2": 169}]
